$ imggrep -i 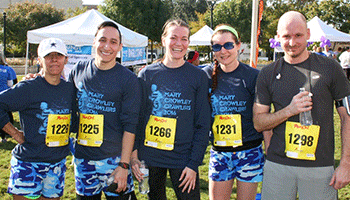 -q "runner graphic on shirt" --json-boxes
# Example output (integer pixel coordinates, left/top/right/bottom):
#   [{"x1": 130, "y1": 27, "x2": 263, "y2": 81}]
[
  {"x1": 77, "y1": 81, "x2": 89, "y2": 114},
  {"x1": 36, "y1": 102, "x2": 54, "y2": 135},
  {"x1": 211, "y1": 94, "x2": 220, "y2": 117},
  {"x1": 149, "y1": 84, "x2": 164, "y2": 116}
]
